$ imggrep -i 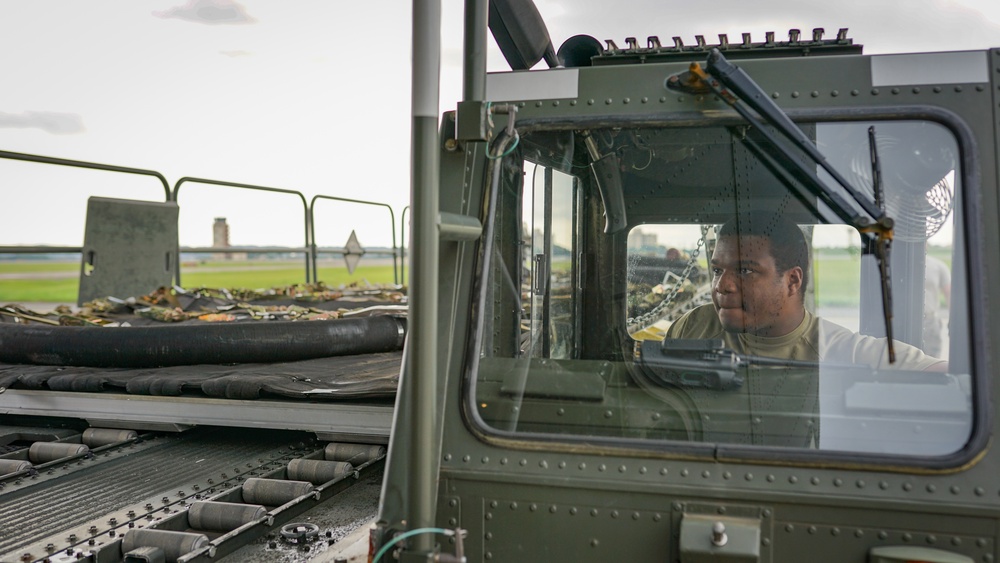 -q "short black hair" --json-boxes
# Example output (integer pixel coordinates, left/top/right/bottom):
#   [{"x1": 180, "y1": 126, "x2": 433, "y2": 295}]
[{"x1": 717, "y1": 212, "x2": 810, "y2": 299}]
